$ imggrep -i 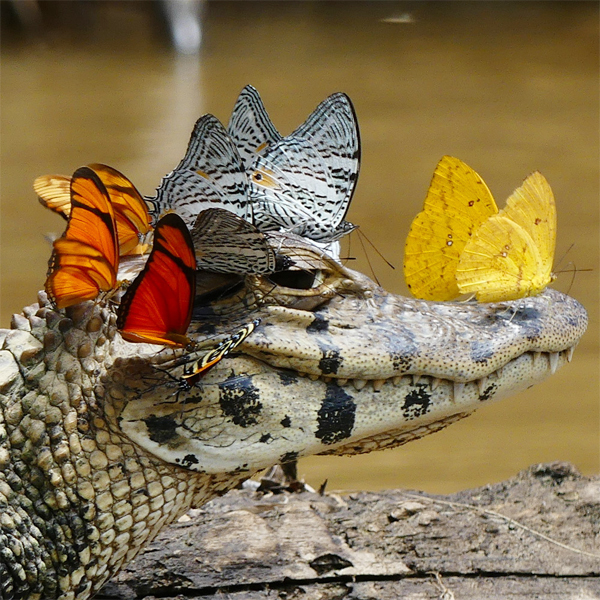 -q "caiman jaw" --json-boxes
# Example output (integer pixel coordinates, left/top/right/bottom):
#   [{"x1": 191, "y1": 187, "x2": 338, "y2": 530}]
[{"x1": 112, "y1": 240, "x2": 586, "y2": 476}]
